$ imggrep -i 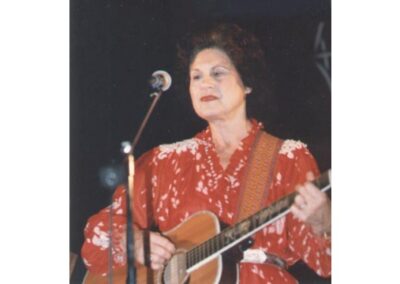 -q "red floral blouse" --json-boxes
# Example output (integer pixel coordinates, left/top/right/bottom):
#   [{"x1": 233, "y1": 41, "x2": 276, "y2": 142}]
[{"x1": 81, "y1": 120, "x2": 331, "y2": 283}]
